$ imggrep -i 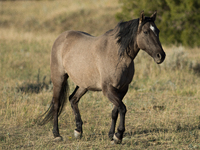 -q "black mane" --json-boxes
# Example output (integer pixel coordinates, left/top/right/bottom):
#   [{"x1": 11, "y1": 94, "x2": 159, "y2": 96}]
[
  {"x1": 116, "y1": 19, "x2": 139, "y2": 56},
  {"x1": 116, "y1": 17, "x2": 155, "y2": 57}
]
